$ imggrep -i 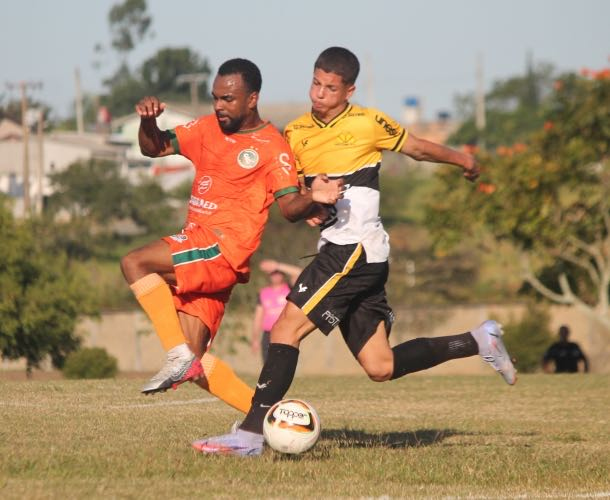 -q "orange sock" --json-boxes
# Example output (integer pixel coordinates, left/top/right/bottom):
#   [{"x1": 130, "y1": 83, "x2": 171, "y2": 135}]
[
  {"x1": 202, "y1": 353, "x2": 254, "y2": 413},
  {"x1": 130, "y1": 273, "x2": 185, "y2": 351}
]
